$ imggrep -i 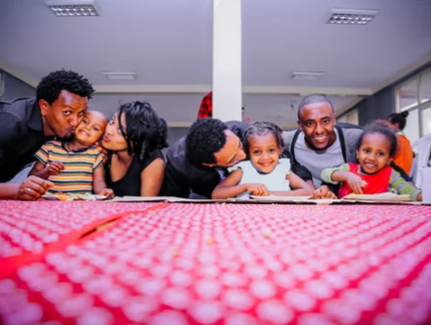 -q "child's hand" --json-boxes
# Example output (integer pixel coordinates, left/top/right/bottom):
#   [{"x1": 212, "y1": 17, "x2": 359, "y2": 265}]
[
  {"x1": 47, "y1": 161, "x2": 65, "y2": 175},
  {"x1": 99, "y1": 188, "x2": 114, "y2": 199},
  {"x1": 346, "y1": 173, "x2": 366, "y2": 194},
  {"x1": 246, "y1": 183, "x2": 270, "y2": 196},
  {"x1": 310, "y1": 185, "x2": 337, "y2": 199}
]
